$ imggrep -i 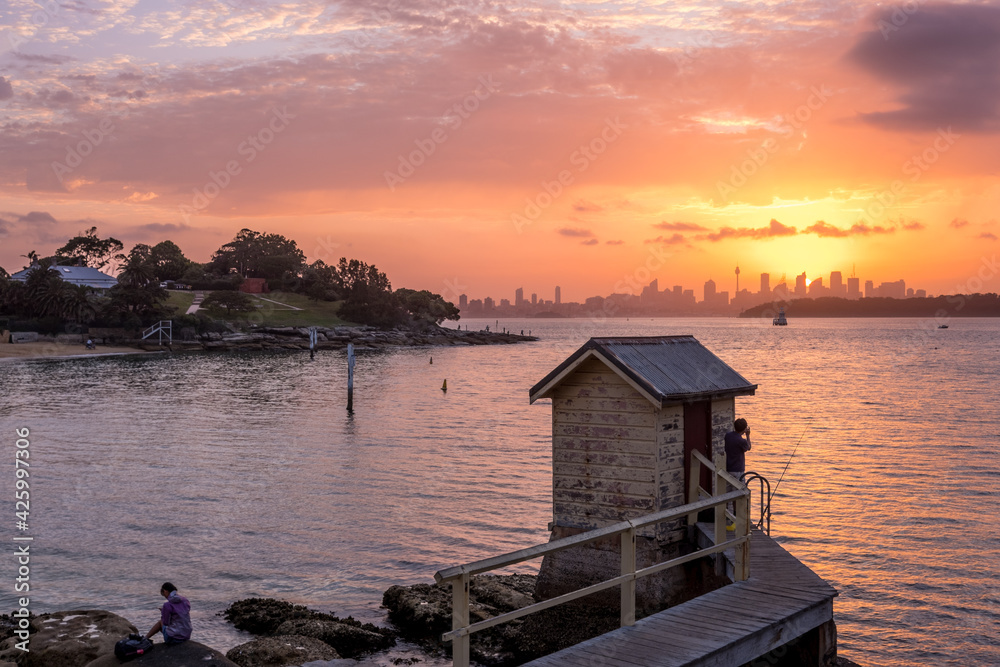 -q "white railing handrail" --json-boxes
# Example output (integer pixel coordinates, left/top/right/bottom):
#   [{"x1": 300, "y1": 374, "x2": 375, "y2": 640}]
[
  {"x1": 435, "y1": 490, "x2": 745, "y2": 584},
  {"x1": 691, "y1": 448, "x2": 745, "y2": 489},
  {"x1": 434, "y1": 456, "x2": 751, "y2": 667}
]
